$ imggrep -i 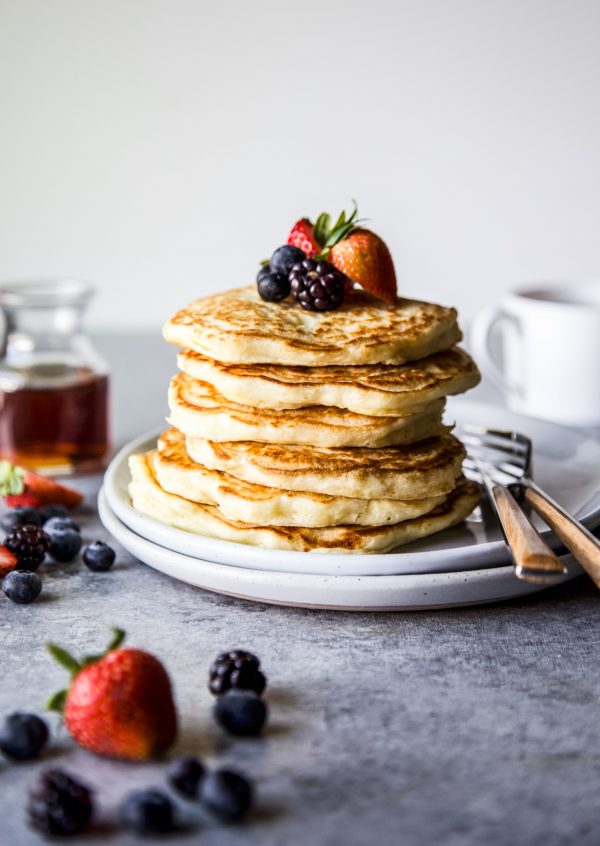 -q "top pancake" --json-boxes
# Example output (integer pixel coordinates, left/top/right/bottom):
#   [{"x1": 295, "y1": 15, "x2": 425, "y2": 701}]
[{"x1": 163, "y1": 286, "x2": 462, "y2": 366}]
